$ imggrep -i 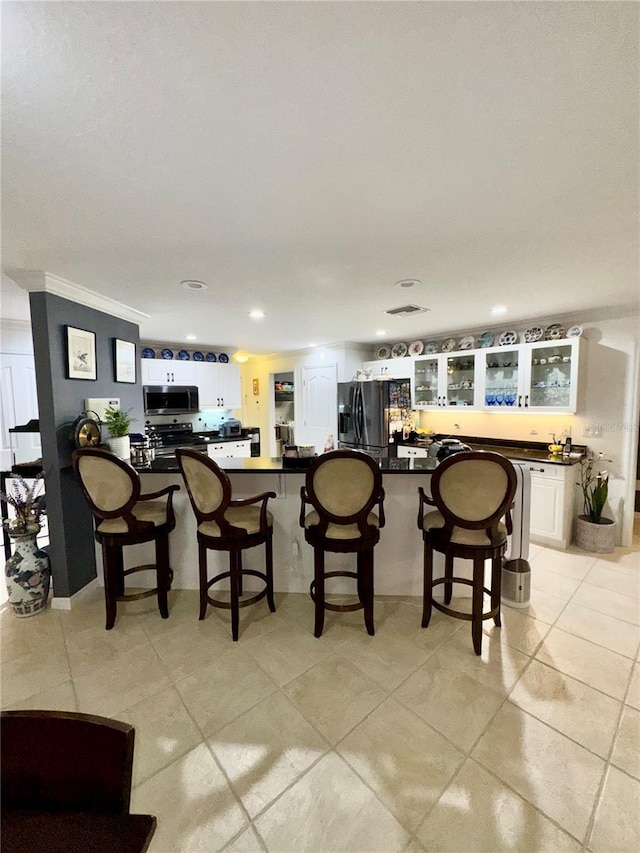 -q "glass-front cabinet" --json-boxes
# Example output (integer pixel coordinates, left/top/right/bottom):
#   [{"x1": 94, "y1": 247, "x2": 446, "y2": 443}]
[
  {"x1": 413, "y1": 352, "x2": 478, "y2": 409},
  {"x1": 443, "y1": 354, "x2": 476, "y2": 407},
  {"x1": 413, "y1": 356, "x2": 440, "y2": 407},
  {"x1": 478, "y1": 347, "x2": 522, "y2": 409}
]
